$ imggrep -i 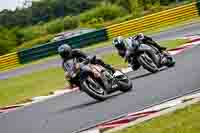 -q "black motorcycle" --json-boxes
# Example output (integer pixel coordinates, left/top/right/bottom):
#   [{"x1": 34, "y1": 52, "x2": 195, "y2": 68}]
[
  {"x1": 71, "y1": 57, "x2": 133, "y2": 101},
  {"x1": 128, "y1": 43, "x2": 176, "y2": 73}
]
